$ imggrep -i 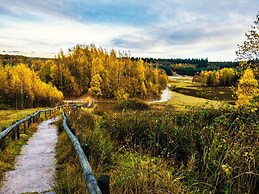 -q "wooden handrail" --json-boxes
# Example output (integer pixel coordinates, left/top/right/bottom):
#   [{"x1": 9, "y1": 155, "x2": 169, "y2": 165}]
[
  {"x1": 61, "y1": 110, "x2": 102, "y2": 194},
  {"x1": 0, "y1": 106, "x2": 62, "y2": 141}
]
